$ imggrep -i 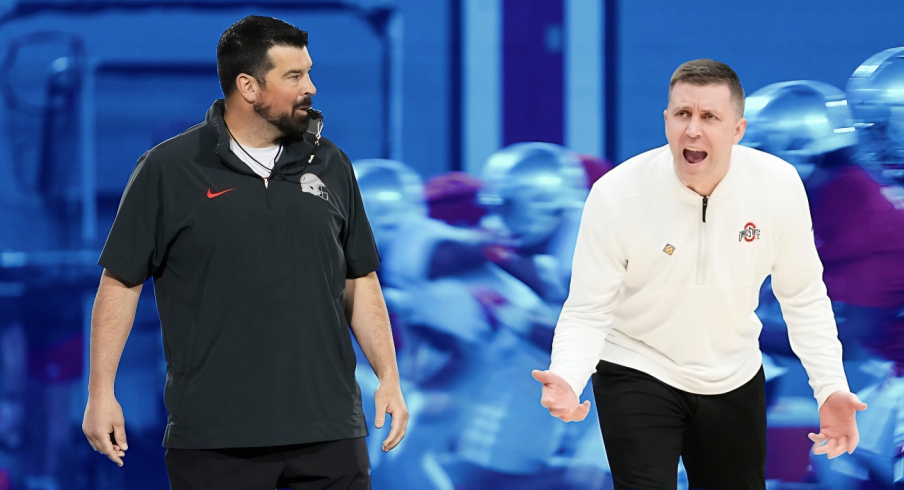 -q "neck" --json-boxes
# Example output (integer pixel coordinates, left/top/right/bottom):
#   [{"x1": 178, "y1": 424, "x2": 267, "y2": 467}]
[
  {"x1": 675, "y1": 161, "x2": 729, "y2": 197},
  {"x1": 222, "y1": 99, "x2": 281, "y2": 148},
  {"x1": 684, "y1": 180, "x2": 717, "y2": 197}
]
